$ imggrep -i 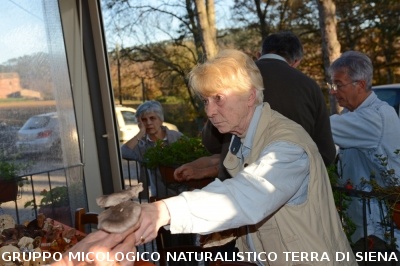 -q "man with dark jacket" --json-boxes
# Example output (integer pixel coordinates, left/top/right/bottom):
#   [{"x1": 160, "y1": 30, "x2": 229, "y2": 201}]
[{"x1": 256, "y1": 31, "x2": 335, "y2": 166}]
